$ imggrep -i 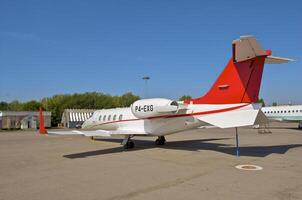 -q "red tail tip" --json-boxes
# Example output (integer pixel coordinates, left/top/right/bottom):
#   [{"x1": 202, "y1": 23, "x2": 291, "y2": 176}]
[{"x1": 266, "y1": 50, "x2": 272, "y2": 56}]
